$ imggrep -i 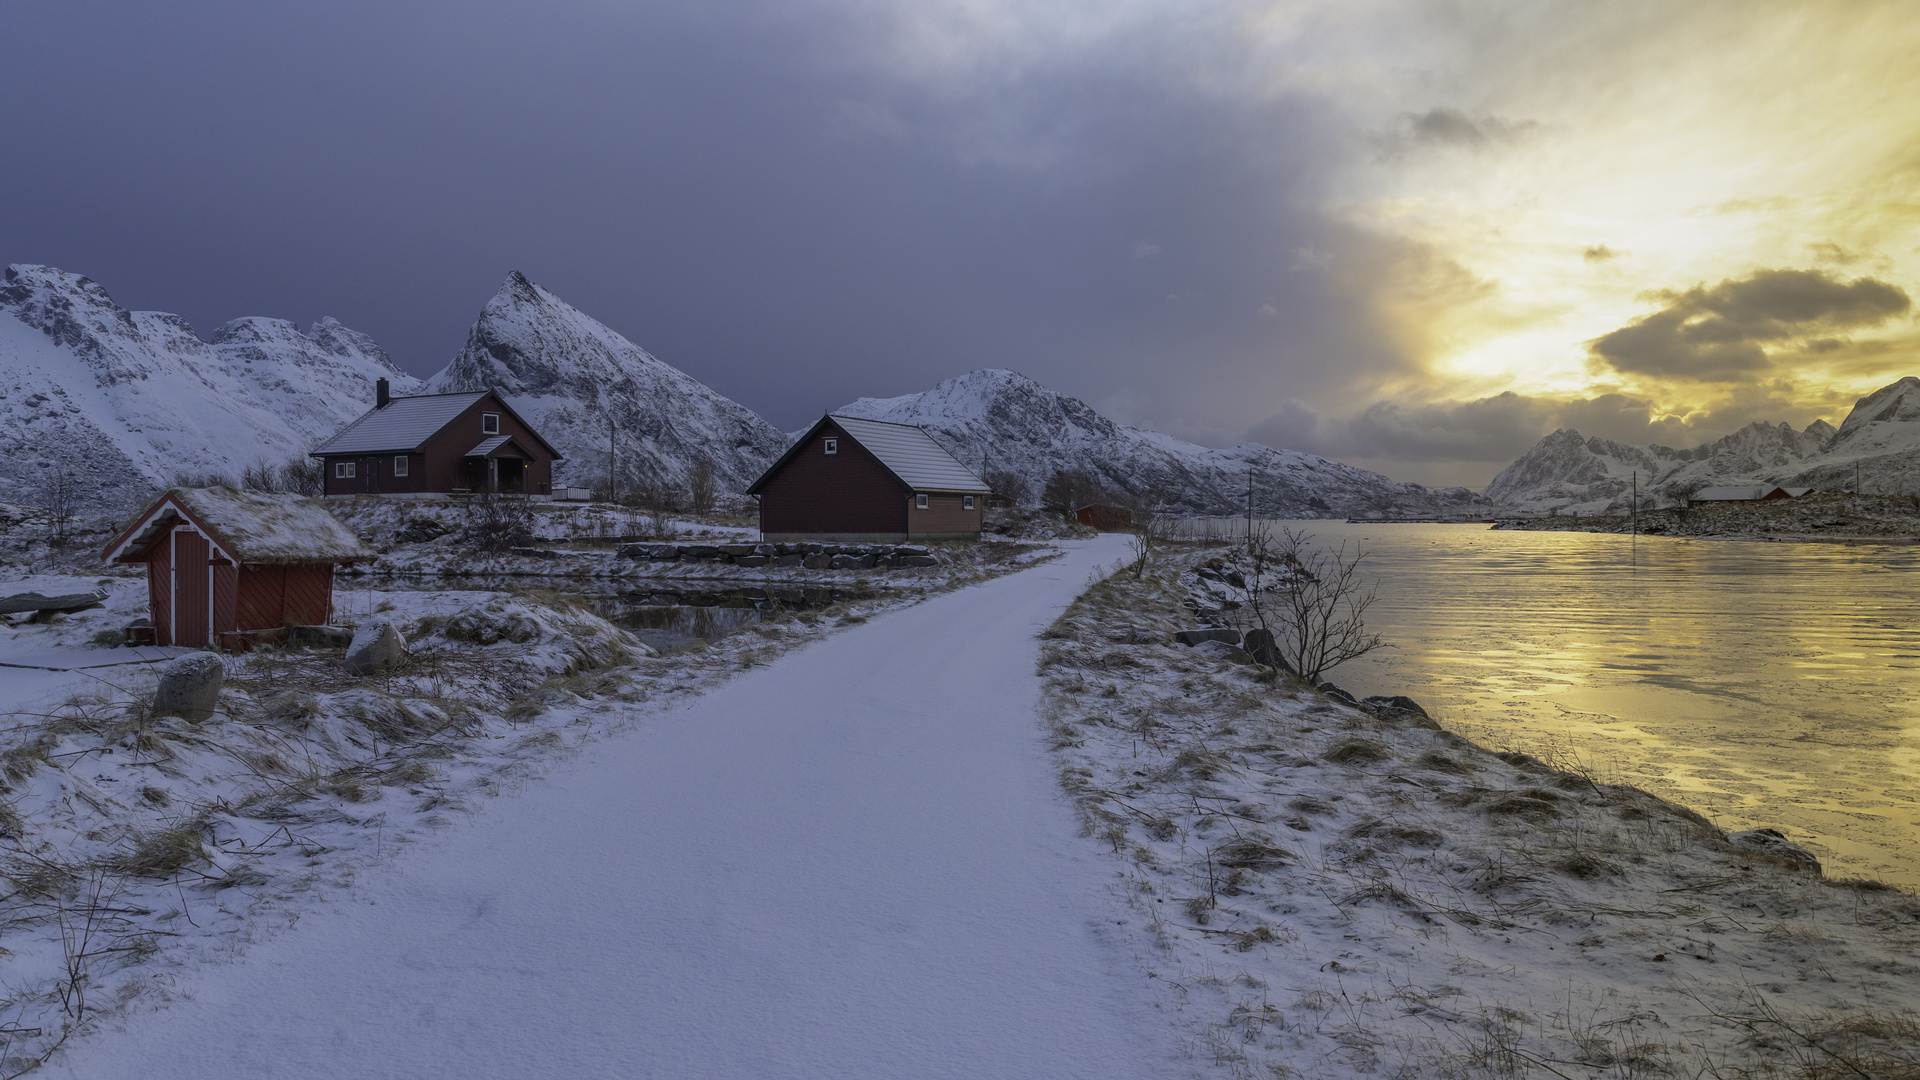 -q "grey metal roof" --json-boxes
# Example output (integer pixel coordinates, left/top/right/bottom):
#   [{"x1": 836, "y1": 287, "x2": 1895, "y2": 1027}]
[
  {"x1": 311, "y1": 393, "x2": 488, "y2": 455},
  {"x1": 830, "y1": 415, "x2": 989, "y2": 492},
  {"x1": 466, "y1": 435, "x2": 515, "y2": 457}
]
